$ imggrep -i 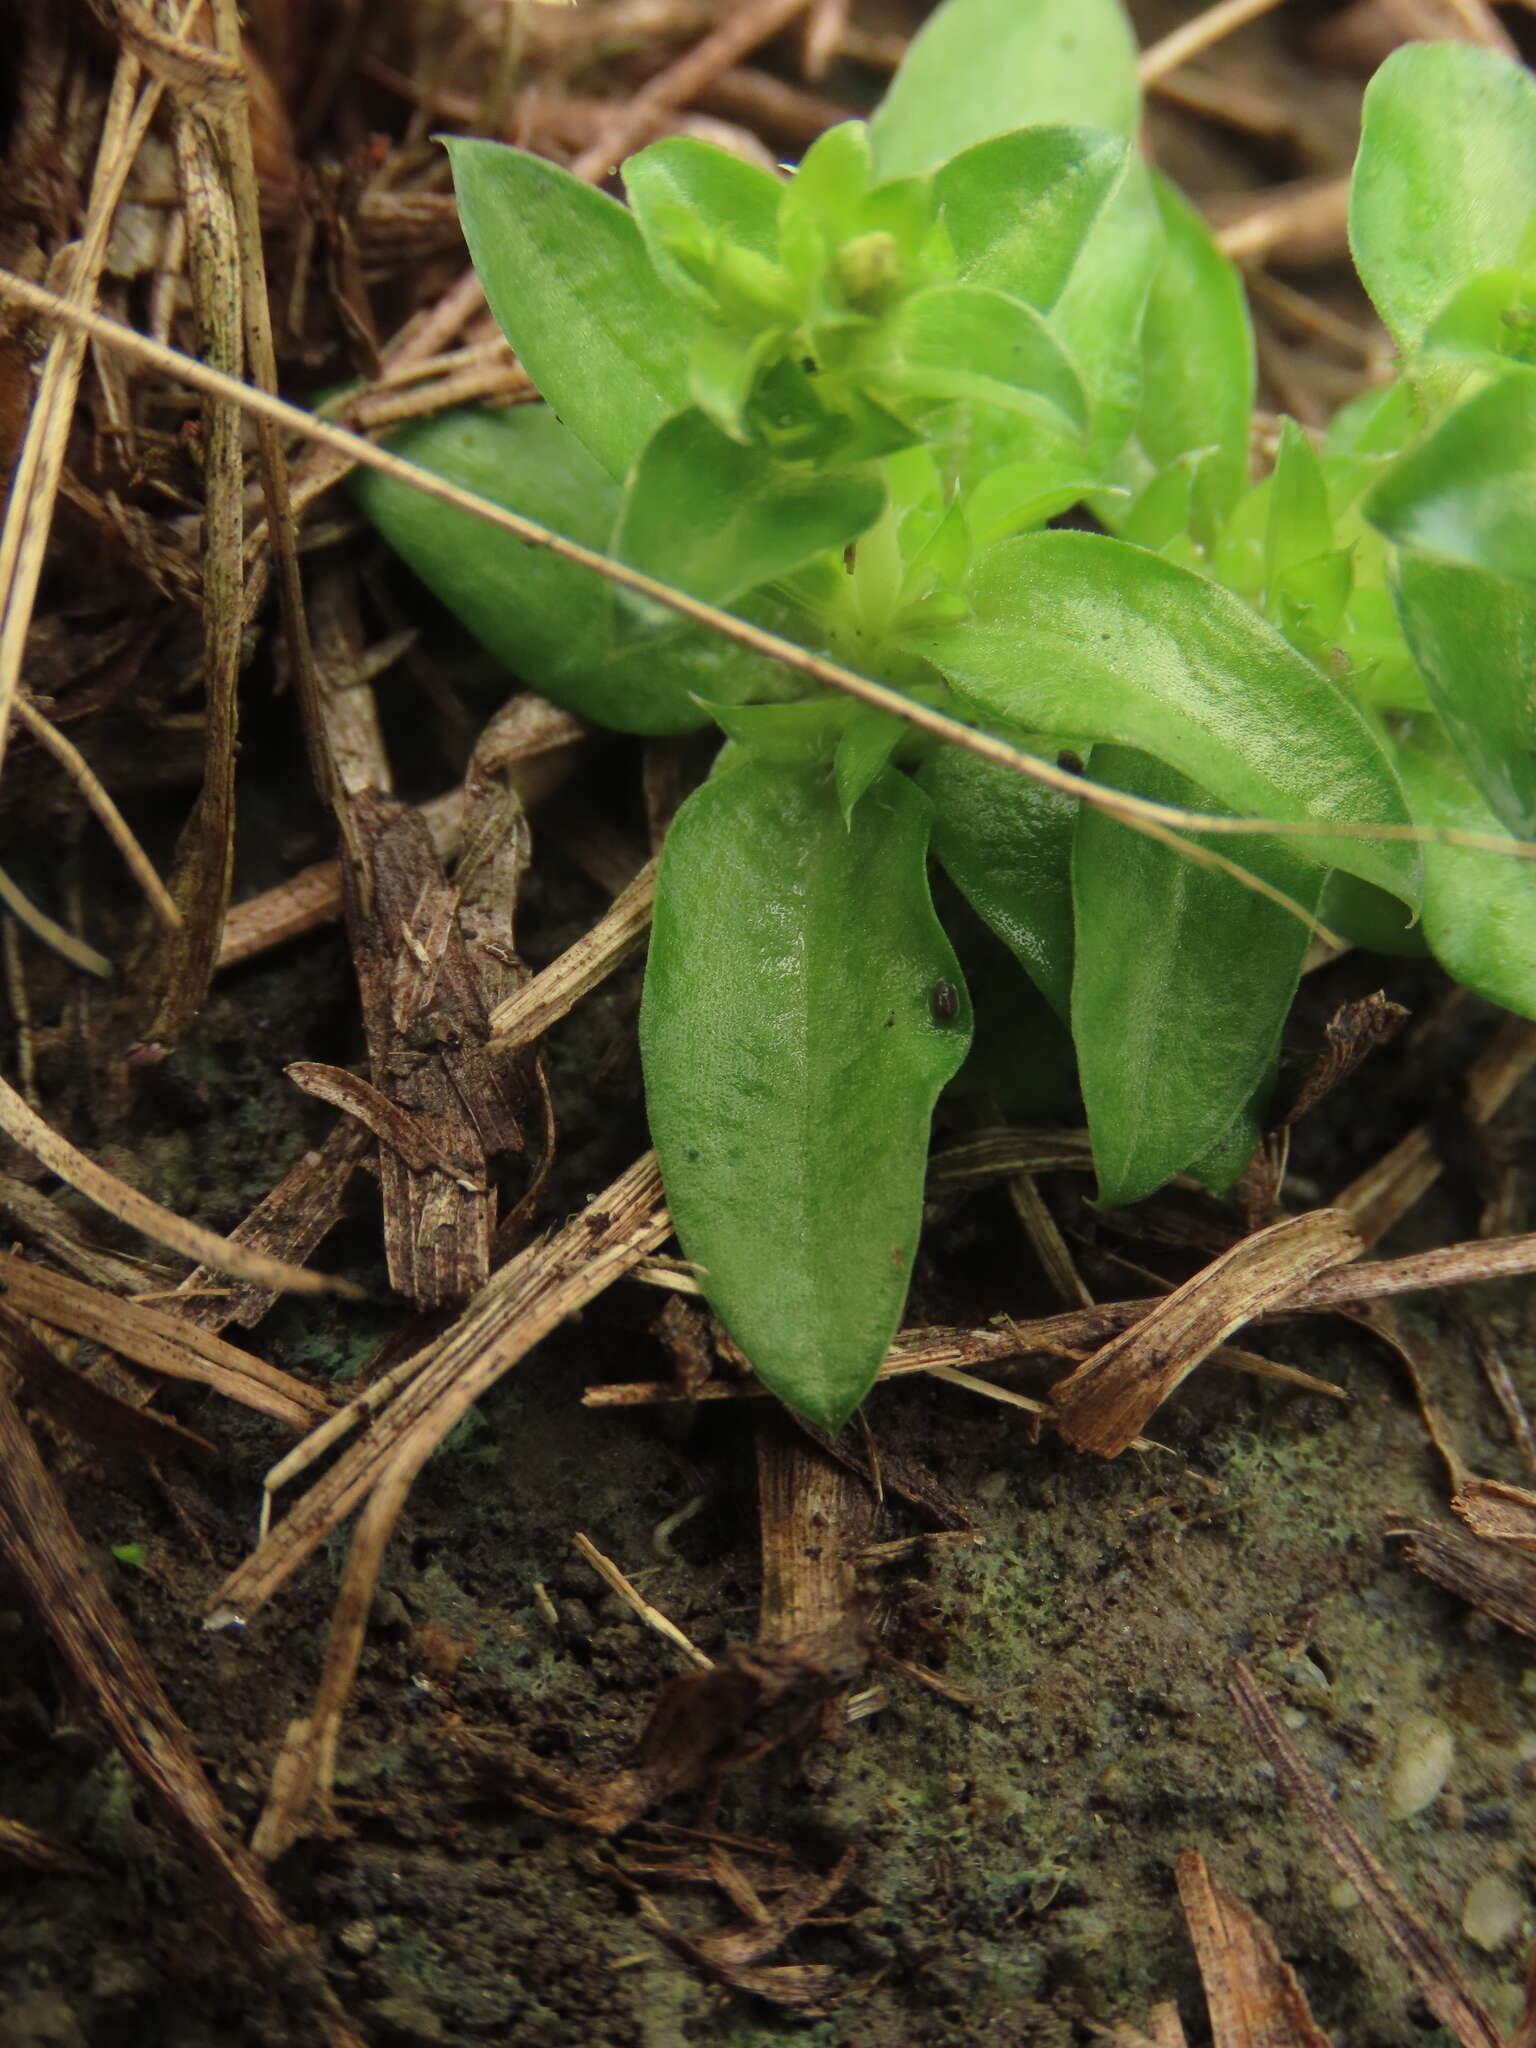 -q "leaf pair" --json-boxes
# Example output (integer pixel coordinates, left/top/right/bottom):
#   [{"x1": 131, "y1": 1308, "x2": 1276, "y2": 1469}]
[{"x1": 906, "y1": 533, "x2": 1417, "y2": 1204}]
